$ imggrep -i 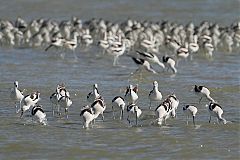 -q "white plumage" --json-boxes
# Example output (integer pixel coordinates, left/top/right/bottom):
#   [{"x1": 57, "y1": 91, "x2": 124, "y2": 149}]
[
  {"x1": 91, "y1": 99, "x2": 106, "y2": 121},
  {"x1": 136, "y1": 50, "x2": 165, "y2": 69},
  {"x1": 124, "y1": 84, "x2": 138, "y2": 105},
  {"x1": 112, "y1": 96, "x2": 125, "y2": 120},
  {"x1": 193, "y1": 85, "x2": 215, "y2": 103},
  {"x1": 80, "y1": 106, "x2": 95, "y2": 128},
  {"x1": 31, "y1": 105, "x2": 47, "y2": 125},
  {"x1": 20, "y1": 91, "x2": 40, "y2": 117},
  {"x1": 58, "y1": 93, "x2": 72, "y2": 119},
  {"x1": 155, "y1": 94, "x2": 179, "y2": 126},
  {"x1": 148, "y1": 81, "x2": 162, "y2": 109},
  {"x1": 127, "y1": 103, "x2": 142, "y2": 126},
  {"x1": 87, "y1": 84, "x2": 101, "y2": 103},
  {"x1": 10, "y1": 81, "x2": 24, "y2": 113},
  {"x1": 162, "y1": 56, "x2": 177, "y2": 74},
  {"x1": 183, "y1": 105, "x2": 198, "y2": 126},
  {"x1": 207, "y1": 102, "x2": 227, "y2": 124}
]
